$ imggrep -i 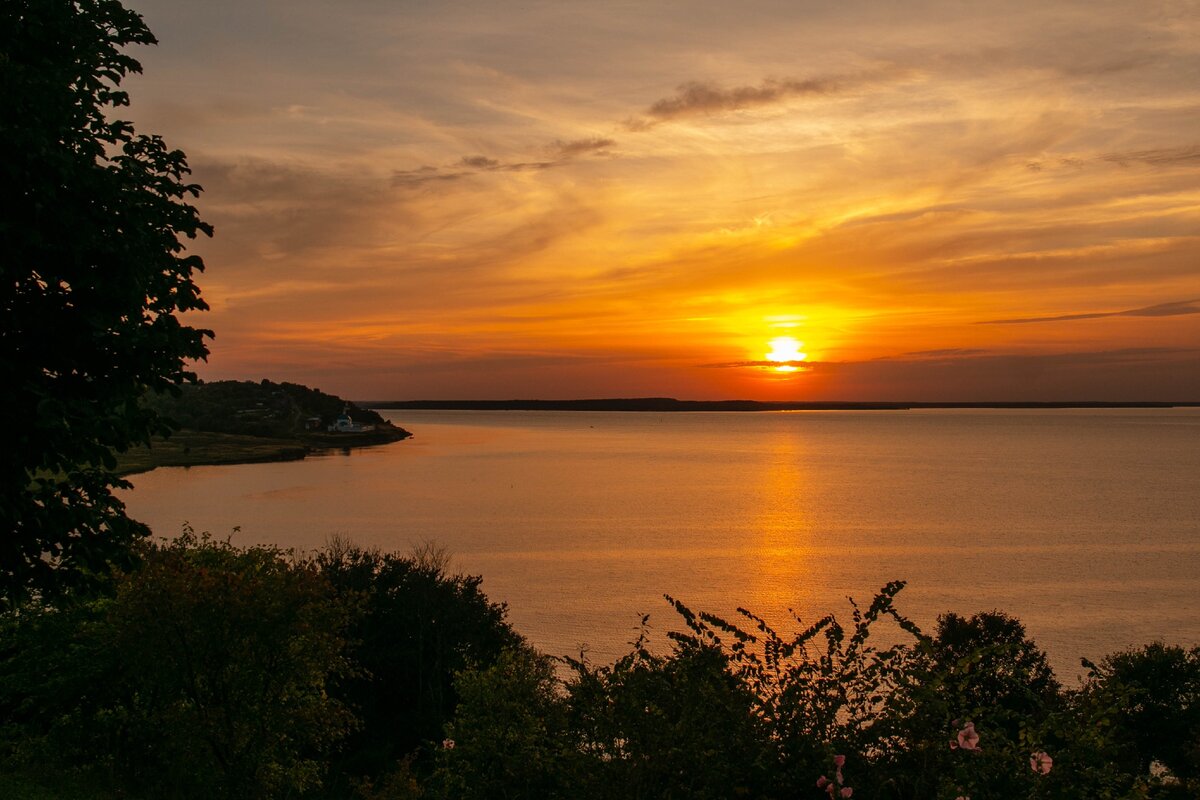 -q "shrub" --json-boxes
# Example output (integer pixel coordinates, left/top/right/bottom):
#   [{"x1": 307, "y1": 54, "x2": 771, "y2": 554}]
[
  {"x1": 1080, "y1": 643, "x2": 1200, "y2": 793},
  {"x1": 429, "y1": 648, "x2": 571, "y2": 800},
  {"x1": 317, "y1": 540, "x2": 526, "y2": 782},
  {"x1": 566, "y1": 636, "x2": 774, "y2": 799},
  {"x1": 0, "y1": 530, "x2": 353, "y2": 799}
]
